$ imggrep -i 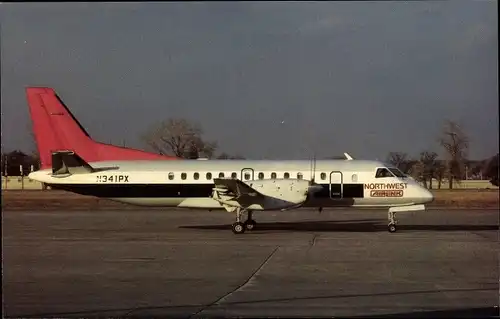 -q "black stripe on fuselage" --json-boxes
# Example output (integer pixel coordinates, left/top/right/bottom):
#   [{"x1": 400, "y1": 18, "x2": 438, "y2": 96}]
[{"x1": 48, "y1": 183, "x2": 365, "y2": 199}]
